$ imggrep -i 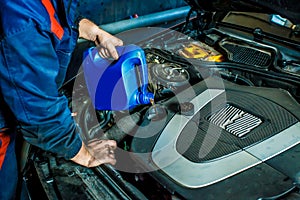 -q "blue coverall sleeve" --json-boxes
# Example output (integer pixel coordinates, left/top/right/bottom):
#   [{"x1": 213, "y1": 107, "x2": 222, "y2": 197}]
[{"x1": 0, "y1": 23, "x2": 82, "y2": 160}]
